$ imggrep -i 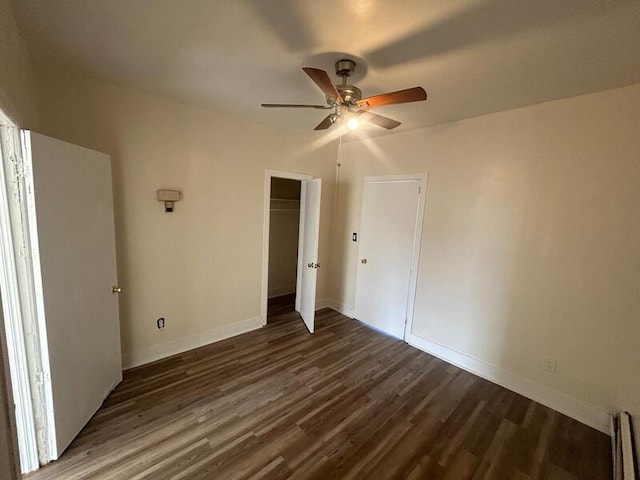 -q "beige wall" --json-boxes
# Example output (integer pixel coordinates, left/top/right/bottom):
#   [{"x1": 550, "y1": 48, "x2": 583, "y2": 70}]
[
  {"x1": 35, "y1": 67, "x2": 337, "y2": 367},
  {"x1": 331, "y1": 83, "x2": 640, "y2": 422},
  {"x1": 0, "y1": 0, "x2": 37, "y2": 127}
]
